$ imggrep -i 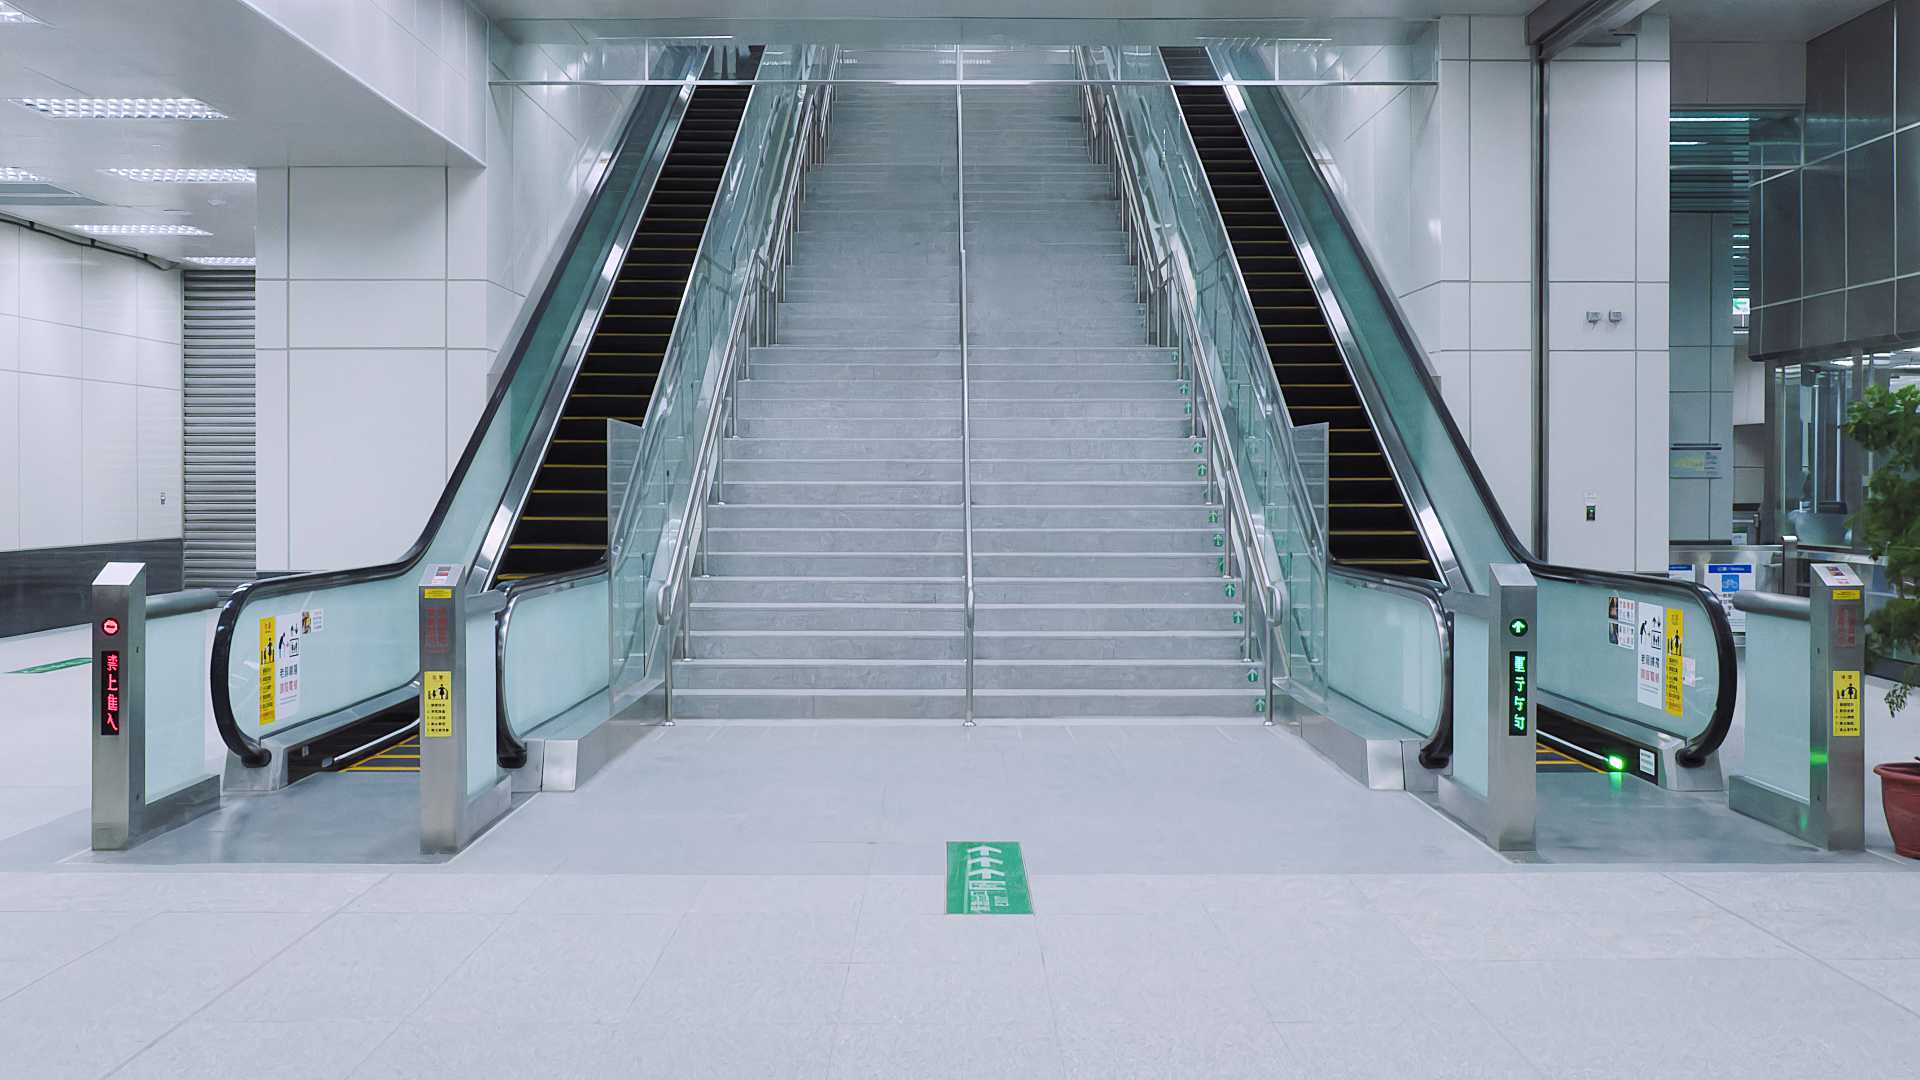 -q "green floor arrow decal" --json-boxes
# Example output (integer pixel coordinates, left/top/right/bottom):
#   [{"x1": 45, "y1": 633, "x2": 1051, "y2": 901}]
[
  {"x1": 6, "y1": 657, "x2": 89, "y2": 675},
  {"x1": 946, "y1": 841, "x2": 1033, "y2": 915}
]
